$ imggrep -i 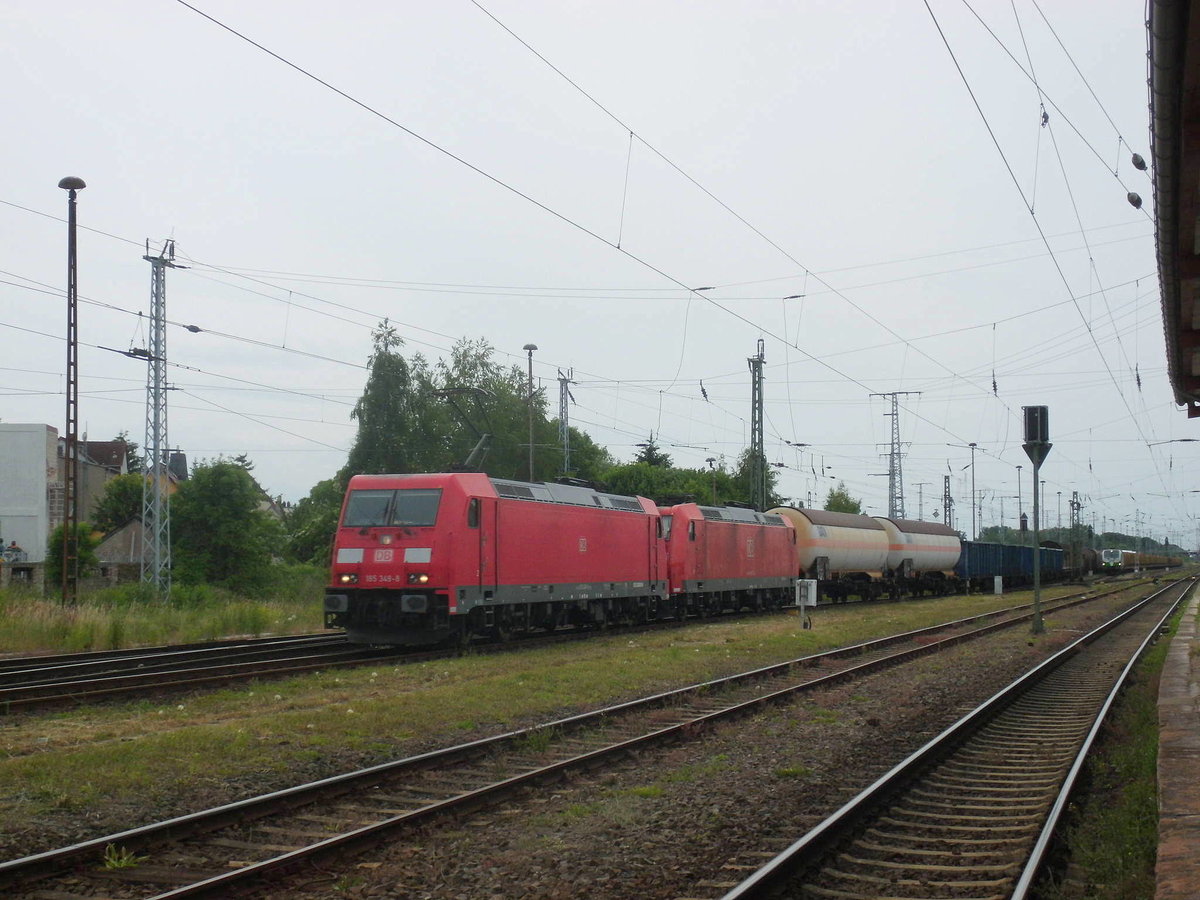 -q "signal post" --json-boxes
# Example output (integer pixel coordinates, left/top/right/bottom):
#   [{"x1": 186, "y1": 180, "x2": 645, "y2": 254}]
[{"x1": 1022, "y1": 405, "x2": 1052, "y2": 635}]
